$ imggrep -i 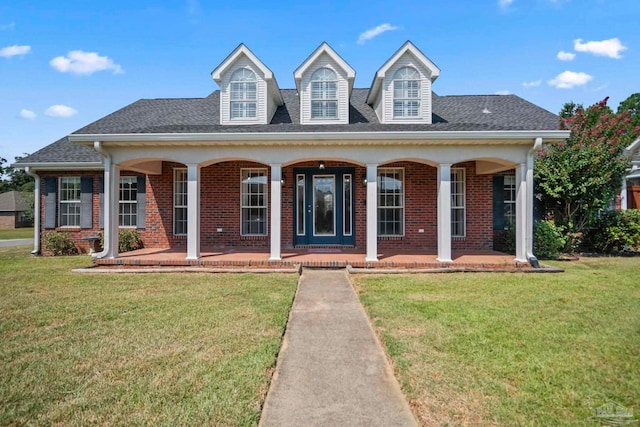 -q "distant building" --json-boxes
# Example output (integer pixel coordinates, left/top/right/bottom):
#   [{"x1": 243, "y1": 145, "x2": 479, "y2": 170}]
[{"x1": 0, "y1": 191, "x2": 32, "y2": 229}]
